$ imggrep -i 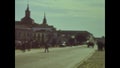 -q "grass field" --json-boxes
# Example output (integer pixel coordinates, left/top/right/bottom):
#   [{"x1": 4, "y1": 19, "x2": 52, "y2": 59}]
[{"x1": 77, "y1": 50, "x2": 105, "y2": 68}]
